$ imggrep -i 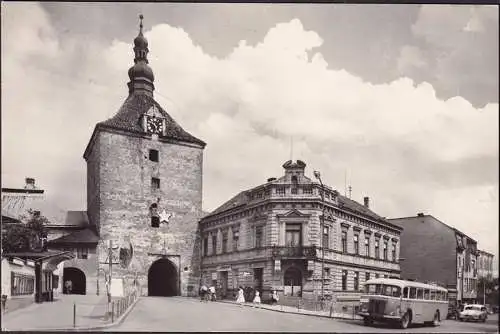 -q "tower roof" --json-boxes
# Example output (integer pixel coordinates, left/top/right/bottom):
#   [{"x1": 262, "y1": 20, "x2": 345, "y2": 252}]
[{"x1": 128, "y1": 14, "x2": 155, "y2": 95}]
